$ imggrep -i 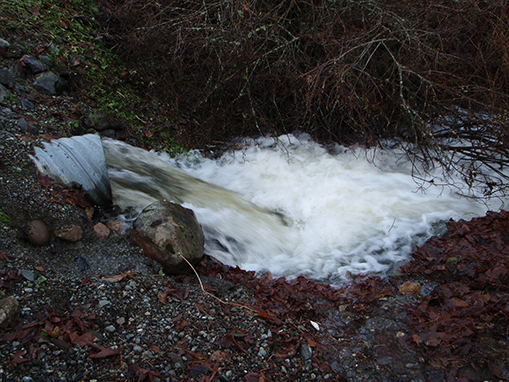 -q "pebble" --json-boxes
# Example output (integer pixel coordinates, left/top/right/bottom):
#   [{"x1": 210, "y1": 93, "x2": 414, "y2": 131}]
[
  {"x1": 141, "y1": 350, "x2": 153, "y2": 358},
  {"x1": 105, "y1": 325, "x2": 116, "y2": 333},
  {"x1": 20, "y1": 99, "x2": 35, "y2": 110},
  {"x1": 98, "y1": 299, "x2": 111, "y2": 308},
  {"x1": 21, "y1": 269, "x2": 35, "y2": 281},
  {"x1": 300, "y1": 343, "x2": 313, "y2": 361},
  {"x1": 133, "y1": 345, "x2": 142, "y2": 353},
  {"x1": 116, "y1": 317, "x2": 126, "y2": 325}
]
